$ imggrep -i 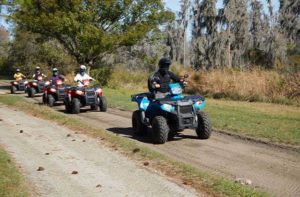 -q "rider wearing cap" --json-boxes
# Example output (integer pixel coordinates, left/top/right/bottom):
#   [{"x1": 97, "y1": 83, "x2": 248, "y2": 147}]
[
  {"x1": 33, "y1": 67, "x2": 47, "y2": 80},
  {"x1": 13, "y1": 68, "x2": 26, "y2": 81},
  {"x1": 49, "y1": 68, "x2": 65, "y2": 85},
  {"x1": 74, "y1": 65, "x2": 95, "y2": 87},
  {"x1": 148, "y1": 57, "x2": 181, "y2": 93}
]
